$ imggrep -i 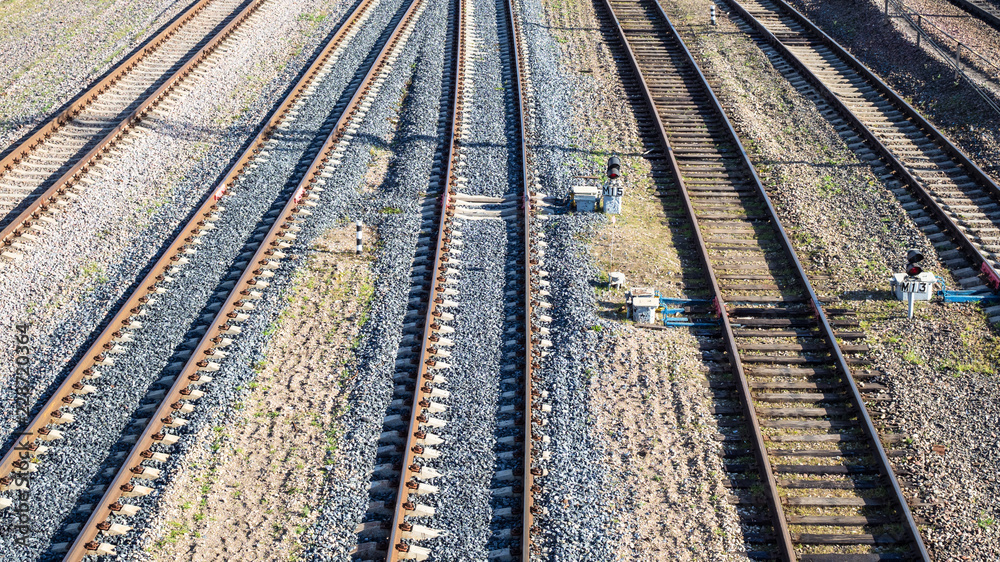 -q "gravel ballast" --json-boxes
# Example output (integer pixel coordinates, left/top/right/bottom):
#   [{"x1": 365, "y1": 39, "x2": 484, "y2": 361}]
[
  {"x1": 0, "y1": 0, "x2": 359, "y2": 450},
  {"x1": 302, "y1": 0, "x2": 529, "y2": 556},
  {"x1": 783, "y1": 0, "x2": 1000, "y2": 180},
  {"x1": 666, "y1": 0, "x2": 1000, "y2": 558},
  {"x1": 6, "y1": 0, "x2": 997, "y2": 558},
  {"x1": 0, "y1": 0, "x2": 434, "y2": 556},
  {"x1": 513, "y1": 0, "x2": 752, "y2": 556},
  {"x1": 512, "y1": 0, "x2": 622, "y2": 554}
]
